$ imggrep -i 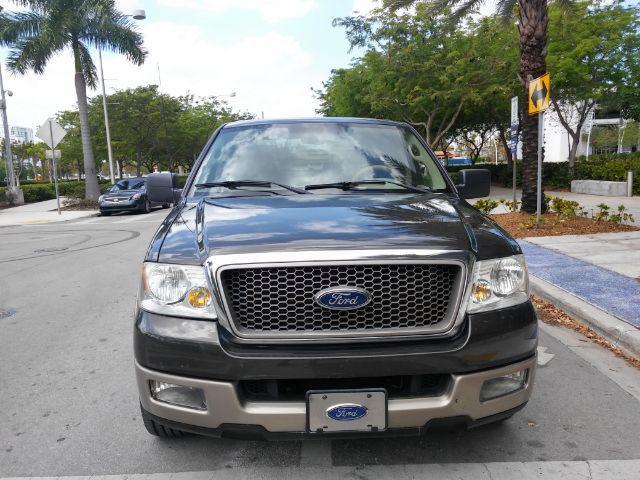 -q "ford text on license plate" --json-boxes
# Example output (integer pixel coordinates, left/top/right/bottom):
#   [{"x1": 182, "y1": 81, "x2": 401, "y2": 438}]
[{"x1": 306, "y1": 389, "x2": 387, "y2": 433}]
